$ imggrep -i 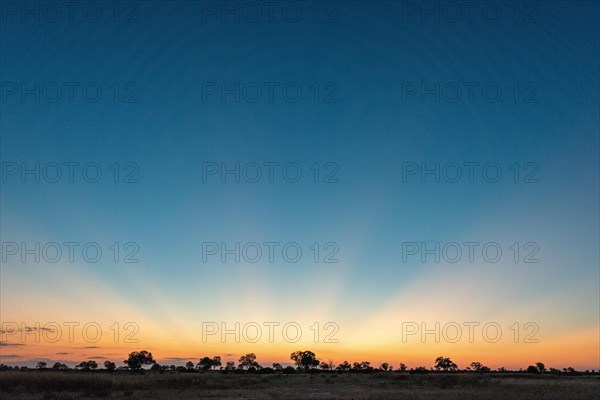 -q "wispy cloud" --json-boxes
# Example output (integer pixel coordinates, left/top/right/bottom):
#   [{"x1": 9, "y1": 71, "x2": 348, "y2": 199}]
[
  {"x1": 160, "y1": 357, "x2": 197, "y2": 362},
  {"x1": 0, "y1": 326, "x2": 55, "y2": 334}
]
